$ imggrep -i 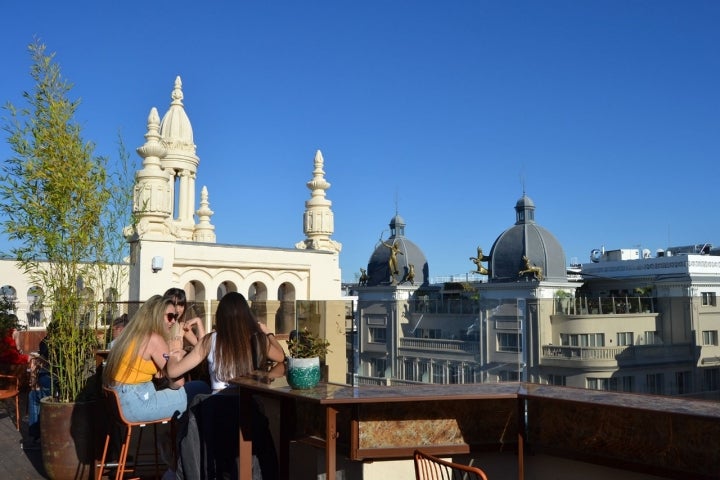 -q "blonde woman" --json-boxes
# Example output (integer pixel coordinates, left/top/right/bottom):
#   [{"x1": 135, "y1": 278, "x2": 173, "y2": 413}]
[{"x1": 102, "y1": 295, "x2": 210, "y2": 422}]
